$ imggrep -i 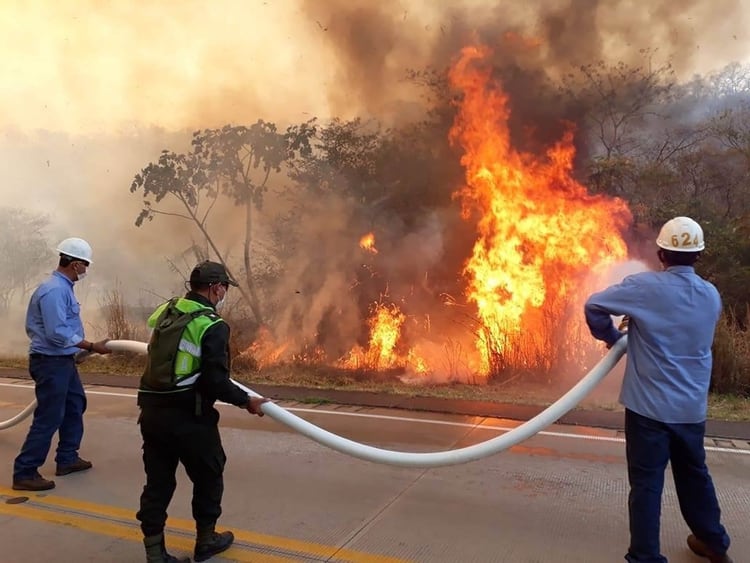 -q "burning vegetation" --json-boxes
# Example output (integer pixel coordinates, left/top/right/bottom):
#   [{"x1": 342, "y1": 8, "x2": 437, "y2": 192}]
[
  {"x1": 235, "y1": 45, "x2": 631, "y2": 384},
  {"x1": 448, "y1": 46, "x2": 631, "y2": 377}
]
